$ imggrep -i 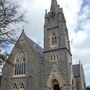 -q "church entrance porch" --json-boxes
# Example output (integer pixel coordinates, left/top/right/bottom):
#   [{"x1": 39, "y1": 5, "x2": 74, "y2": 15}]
[{"x1": 52, "y1": 79, "x2": 61, "y2": 90}]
